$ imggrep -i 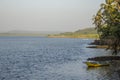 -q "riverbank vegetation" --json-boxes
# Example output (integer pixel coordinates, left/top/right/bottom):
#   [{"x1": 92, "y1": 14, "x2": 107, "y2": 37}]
[
  {"x1": 93, "y1": 0, "x2": 120, "y2": 54},
  {"x1": 86, "y1": 0, "x2": 120, "y2": 67}
]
